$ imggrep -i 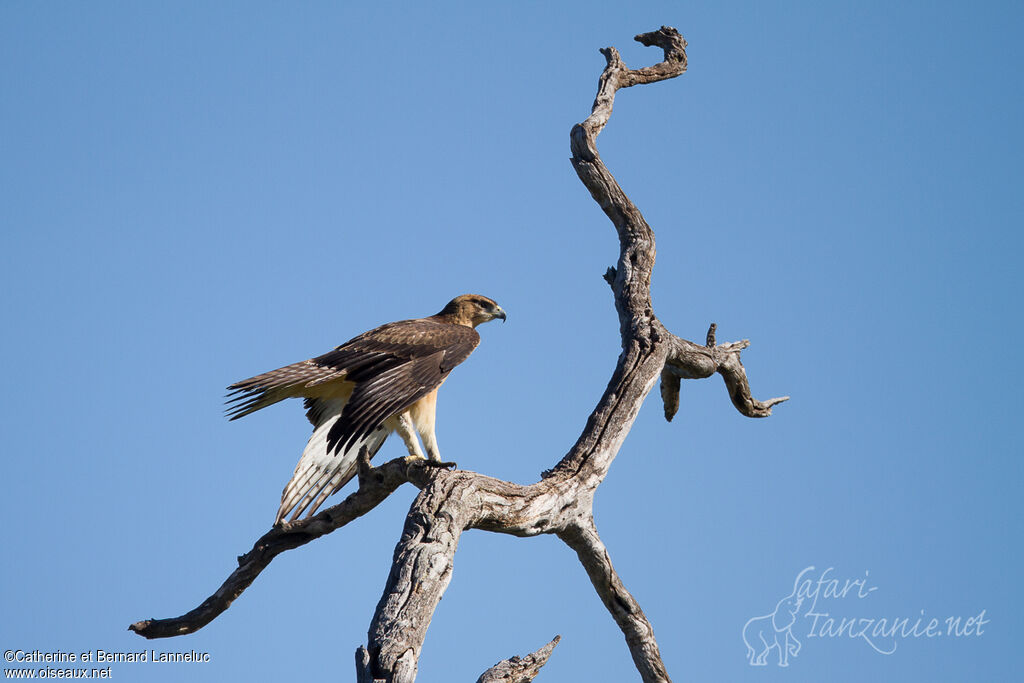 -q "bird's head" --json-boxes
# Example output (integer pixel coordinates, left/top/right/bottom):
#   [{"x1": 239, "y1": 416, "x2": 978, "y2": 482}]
[{"x1": 437, "y1": 294, "x2": 506, "y2": 328}]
